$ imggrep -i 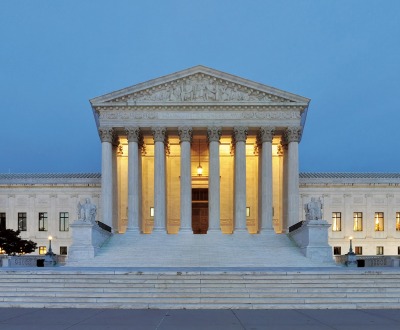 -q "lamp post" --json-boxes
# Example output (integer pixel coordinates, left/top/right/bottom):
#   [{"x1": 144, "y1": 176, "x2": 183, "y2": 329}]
[
  {"x1": 47, "y1": 236, "x2": 53, "y2": 255},
  {"x1": 44, "y1": 235, "x2": 55, "y2": 267},
  {"x1": 346, "y1": 236, "x2": 357, "y2": 267}
]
